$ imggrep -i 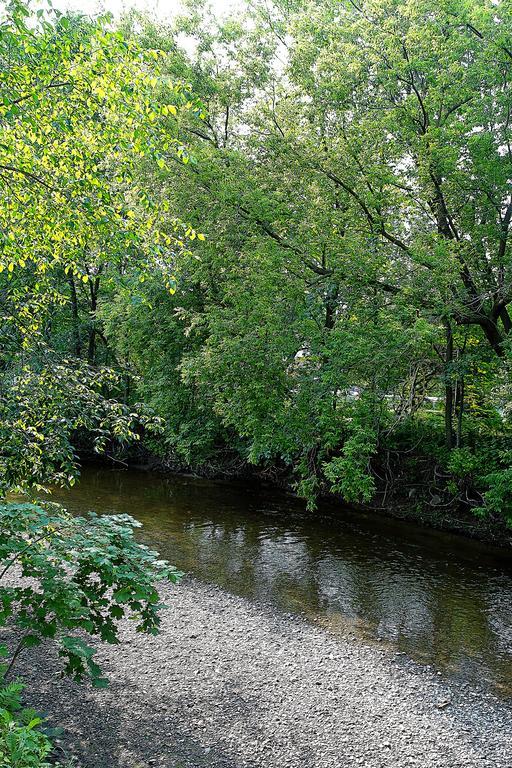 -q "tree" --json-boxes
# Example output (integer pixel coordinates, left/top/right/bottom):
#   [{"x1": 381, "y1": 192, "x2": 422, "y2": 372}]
[
  {"x1": 99, "y1": 0, "x2": 512, "y2": 524},
  {"x1": 274, "y1": 0, "x2": 512, "y2": 440},
  {"x1": 0, "y1": 3, "x2": 199, "y2": 762},
  {"x1": 0, "y1": 0, "x2": 202, "y2": 490}
]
